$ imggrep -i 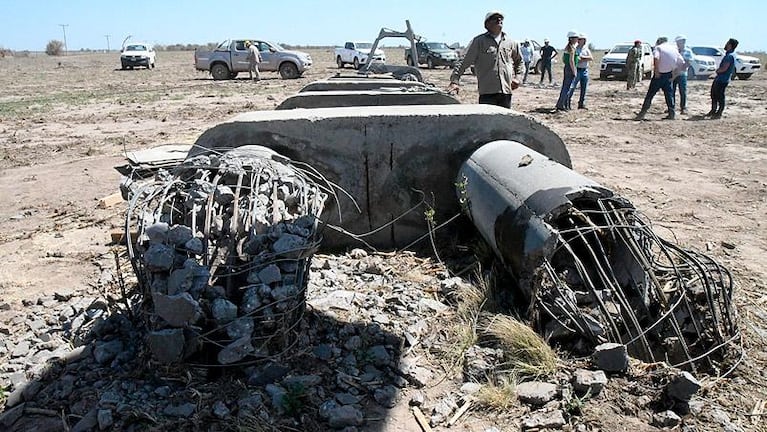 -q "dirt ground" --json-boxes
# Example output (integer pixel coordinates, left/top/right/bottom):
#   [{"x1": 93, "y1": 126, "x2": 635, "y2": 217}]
[{"x1": 1, "y1": 49, "x2": 766, "y2": 431}]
